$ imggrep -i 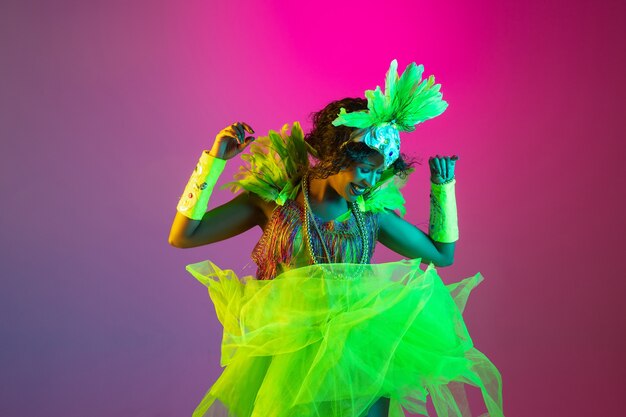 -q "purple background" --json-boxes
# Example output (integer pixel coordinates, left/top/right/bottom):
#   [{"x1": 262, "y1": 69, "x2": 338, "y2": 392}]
[{"x1": 1, "y1": 0, "x2": 625, "y2": 416}]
